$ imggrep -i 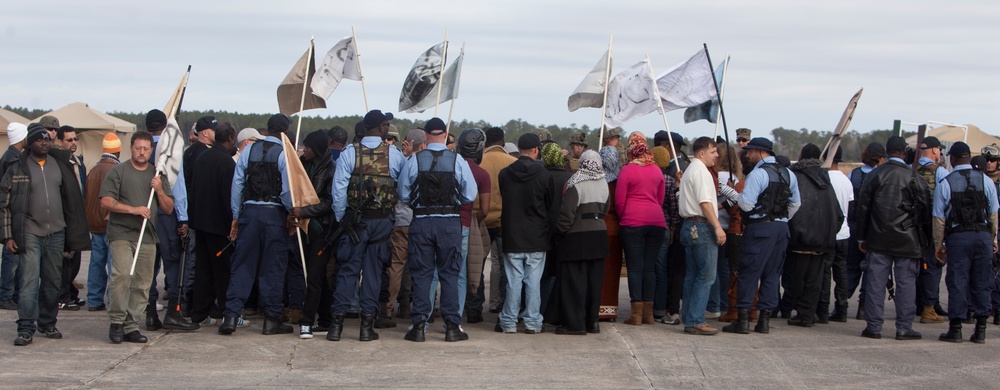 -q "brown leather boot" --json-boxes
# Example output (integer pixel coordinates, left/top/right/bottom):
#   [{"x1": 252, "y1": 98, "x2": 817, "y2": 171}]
[
  {"x1": 642, "y1": 302, "x2": 654, "y2": 324},
  {"x1": 920, "y1": 305, "x2": 946, "y2": 323},
  {"x1": 623, "y1": 302, "x2": 643, "y2": 325}
]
